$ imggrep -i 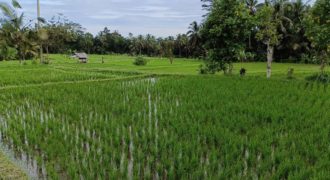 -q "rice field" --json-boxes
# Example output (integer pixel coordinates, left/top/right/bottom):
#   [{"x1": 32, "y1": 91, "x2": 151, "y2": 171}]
[{"x1": 0, "y1": 55, "x2": 329, "y2": 179}]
